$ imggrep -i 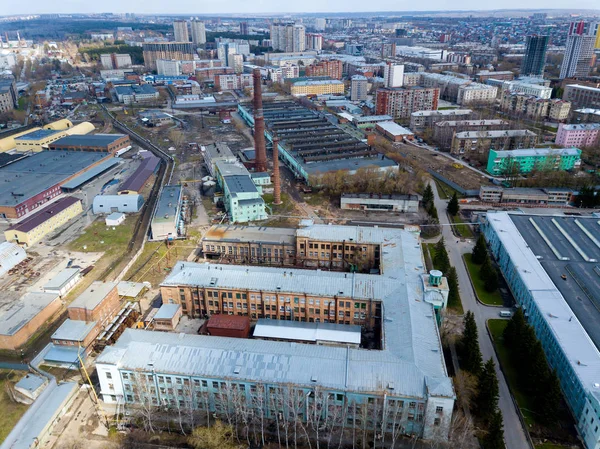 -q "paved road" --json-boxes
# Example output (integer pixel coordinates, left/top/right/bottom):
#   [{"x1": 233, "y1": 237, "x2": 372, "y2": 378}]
[{"x1": 430, "y1": 181, "x2": 530, "y2": 449}]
